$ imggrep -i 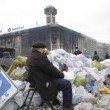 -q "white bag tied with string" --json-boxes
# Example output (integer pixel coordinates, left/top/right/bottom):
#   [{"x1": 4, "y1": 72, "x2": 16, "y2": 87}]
[{"x1": 9, "y1": 66, "x2": 28, "y2": 81}]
